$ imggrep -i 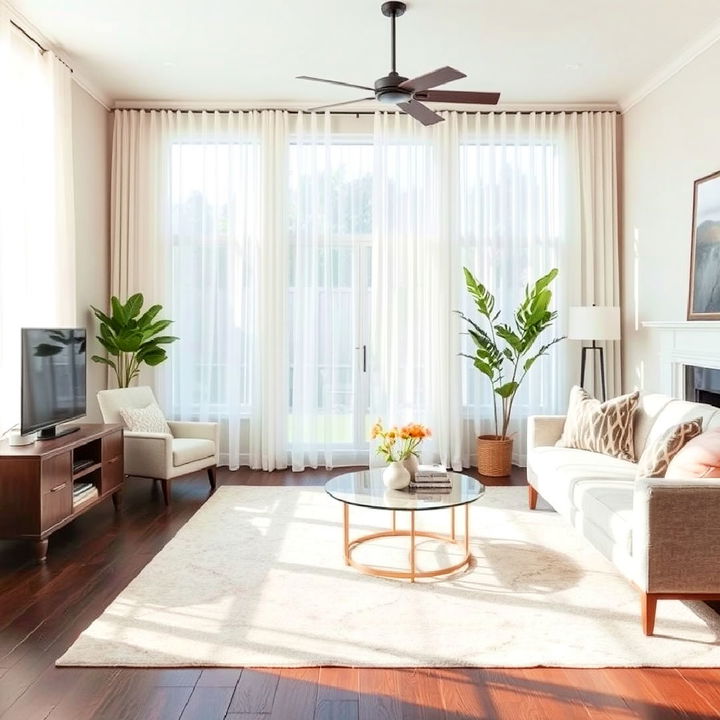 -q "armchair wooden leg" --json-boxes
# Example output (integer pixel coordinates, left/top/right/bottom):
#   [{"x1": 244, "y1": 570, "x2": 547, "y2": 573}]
[
  {"x1": 160, "y1": 479, "x2": 170, "y2": 507},
  {"x1": 528, "y1": 484, "x2": 538, "y2": 510},
  {"x1": 641, "y1": 592, "x2": 658, "y2": 635},
  {"x1": 207, "y1": 466, "x2": 217, "y2": 492}
]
